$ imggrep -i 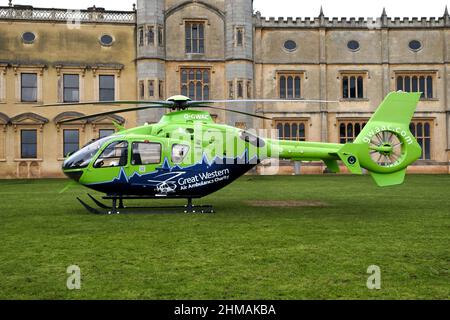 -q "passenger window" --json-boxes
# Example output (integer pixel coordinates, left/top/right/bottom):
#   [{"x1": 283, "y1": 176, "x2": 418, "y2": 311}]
[
  {"x1": 94, "y1": 141, "x2": 128, "y2": 168},
  {"x1": 172, "y1": 144, "x2": 190, "y2": 164},
  {"x1": 132, "y1": 142, "x2": 161, "y2": 165}
]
